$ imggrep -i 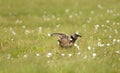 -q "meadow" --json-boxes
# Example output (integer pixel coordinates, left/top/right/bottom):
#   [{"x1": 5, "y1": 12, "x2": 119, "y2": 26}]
[{"x1": 0, "y1": 0, "x2": 120, "y2": 73}]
